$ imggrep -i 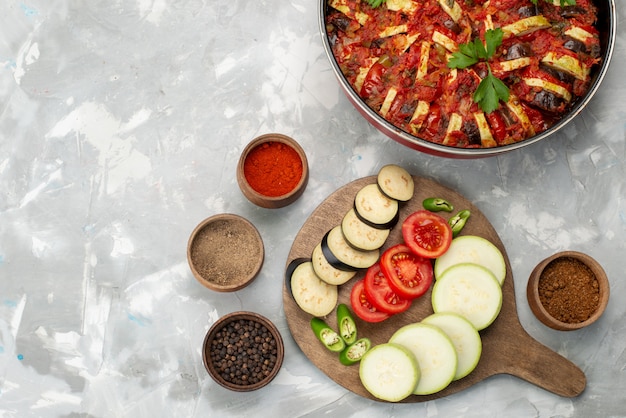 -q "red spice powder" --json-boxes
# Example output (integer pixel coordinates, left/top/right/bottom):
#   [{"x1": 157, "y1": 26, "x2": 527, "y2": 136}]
[{"x1": 243, "y1": 141, "x2": 303, "y2": 197}]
